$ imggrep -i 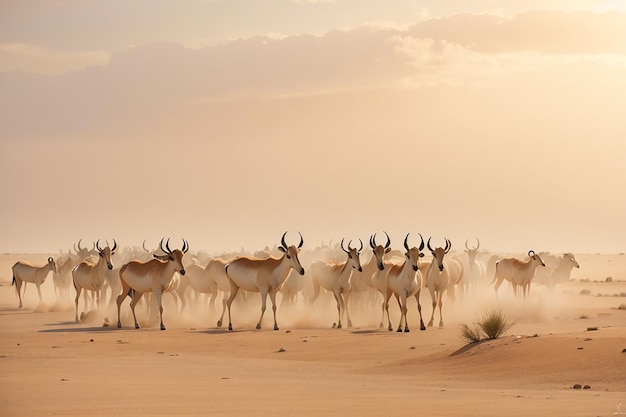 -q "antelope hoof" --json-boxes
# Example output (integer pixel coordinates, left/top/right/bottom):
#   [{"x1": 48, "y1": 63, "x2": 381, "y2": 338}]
[
  {"x1": 216, "y1": 320, "x2": 222, "y2": 327},
  {"x1": 427, "y1": 320, "x2": 434, "y2": 327},
  {"x1": 228, "y1": 323, "x2": 233, "y2": 331},
  {"x1": 420, "y1": 324, "x2": 426, "y2": 331},
  {"x1": 332, "y1": 322, "x2": 337, "y2": 328},
  {"x1": 337, "y1": 323, "x2": 342, "y2": 329},
  {"x1": 135, "y1": 323, "x2": 140, "y2": 329},
  {"x1": 378, "y1": 323, "x2": 383, "y2": 329},
  {"x1": 396, "y1": 327, "x2": 402, "y2": 333},
  {"x1": 160, "y1": 324, "x2": 166, "y2": 331},
  {"x1": 405, "y1": 327, "x2": 410, "y2": 333},
  {"x1": 256, "y1": 324, "x2": 262, "y2": 330},
  {"x1": 439, "y1": 322, "x2": 444, "y2": 328},
  {"x1": 273, "y1": 325, "x2": 279, "y2": 331},
  {"x1": 117, "y1": 322, "x2": 122, "y2": 328},
  {"x1": 388, "y1": 325, "x2": 393, "y2": 332},
  {"x1": 347, "y1": 321, "x2": 352, "y2": 328}
]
